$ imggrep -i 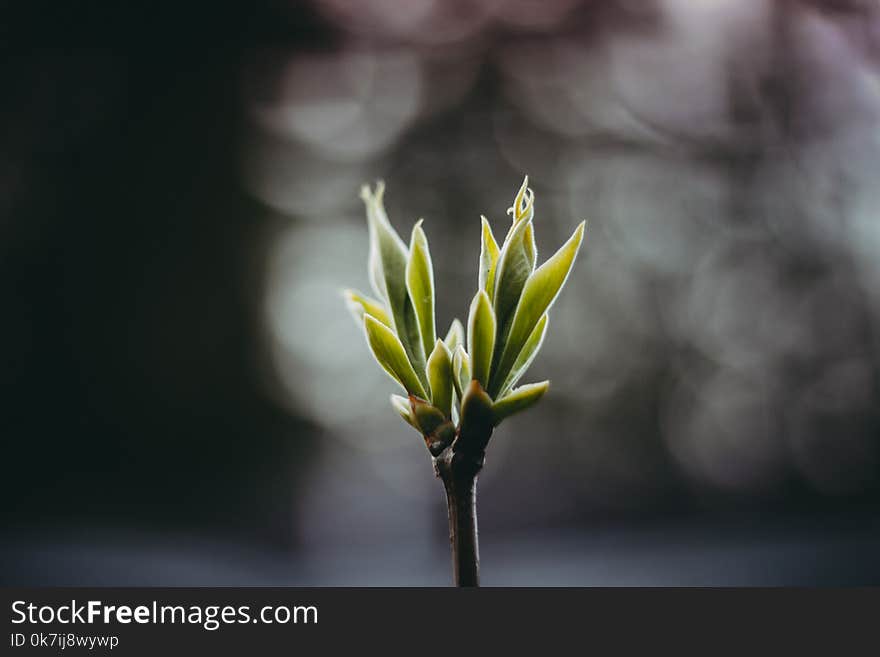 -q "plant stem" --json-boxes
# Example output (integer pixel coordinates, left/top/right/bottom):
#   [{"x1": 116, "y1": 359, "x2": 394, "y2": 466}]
[
  {"x1": 443, "y1": 468, "x2": 479, "y2": 586},
  {"x1": 435, "y1": 447, "x2": 484, "y2": 587}
]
